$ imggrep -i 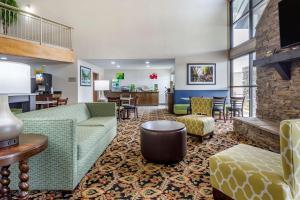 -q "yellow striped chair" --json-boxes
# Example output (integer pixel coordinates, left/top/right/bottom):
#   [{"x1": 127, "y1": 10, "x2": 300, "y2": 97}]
[{"x1": 176, "y1": 97, "x2": 215, "y2": 142}]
